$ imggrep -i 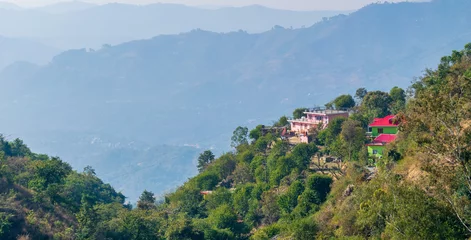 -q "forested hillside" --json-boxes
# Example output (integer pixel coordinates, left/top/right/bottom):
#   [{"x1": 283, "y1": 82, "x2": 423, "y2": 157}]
[
  {"x1": 2, "y1": 44, "x2": 471, "y2": 239},
  {"x1": 1, "y1": 0, "x2": 471, "y2": 200}
]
